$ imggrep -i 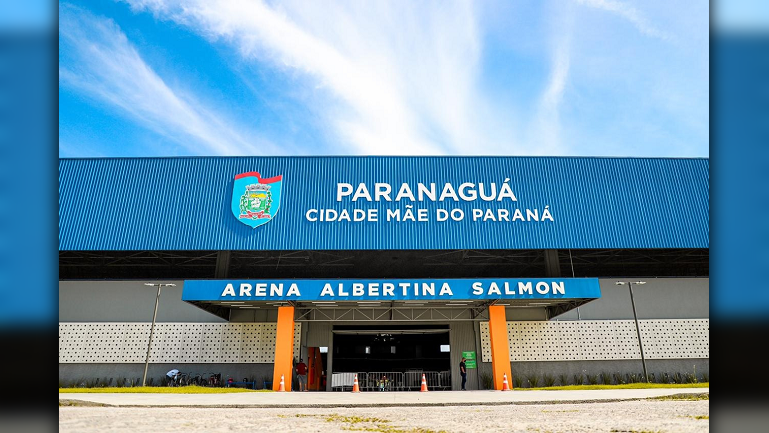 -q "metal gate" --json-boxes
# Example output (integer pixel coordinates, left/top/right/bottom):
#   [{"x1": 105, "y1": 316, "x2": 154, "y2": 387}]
[{"x1": 331, "y1": 371, "x2": 451, "y2": 391}]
